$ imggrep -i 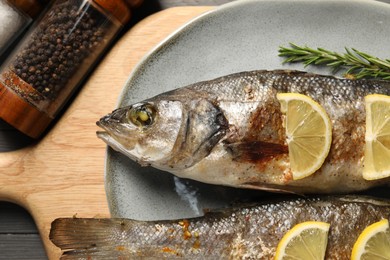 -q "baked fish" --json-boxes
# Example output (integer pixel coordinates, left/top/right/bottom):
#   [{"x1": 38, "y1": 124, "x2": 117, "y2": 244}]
[
  {"x1": 50, "y1": 196, "x2": 390, "y2": 259},
  {"x1": 97, "y1": 70, "x2": 390, "y2": 193}
]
